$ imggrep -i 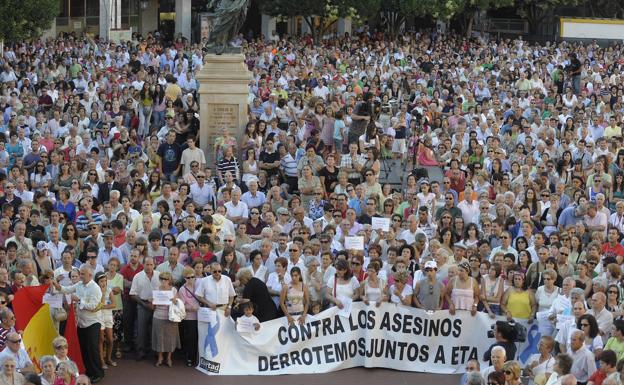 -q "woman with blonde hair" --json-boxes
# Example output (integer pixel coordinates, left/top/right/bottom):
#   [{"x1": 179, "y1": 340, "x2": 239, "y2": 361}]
[
  {"x1": 502, "y1": 360, "x2": 522, "y2": 385},
  {"x1": 151, "y1": 271, "x2": 180, "y2": 367}
]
